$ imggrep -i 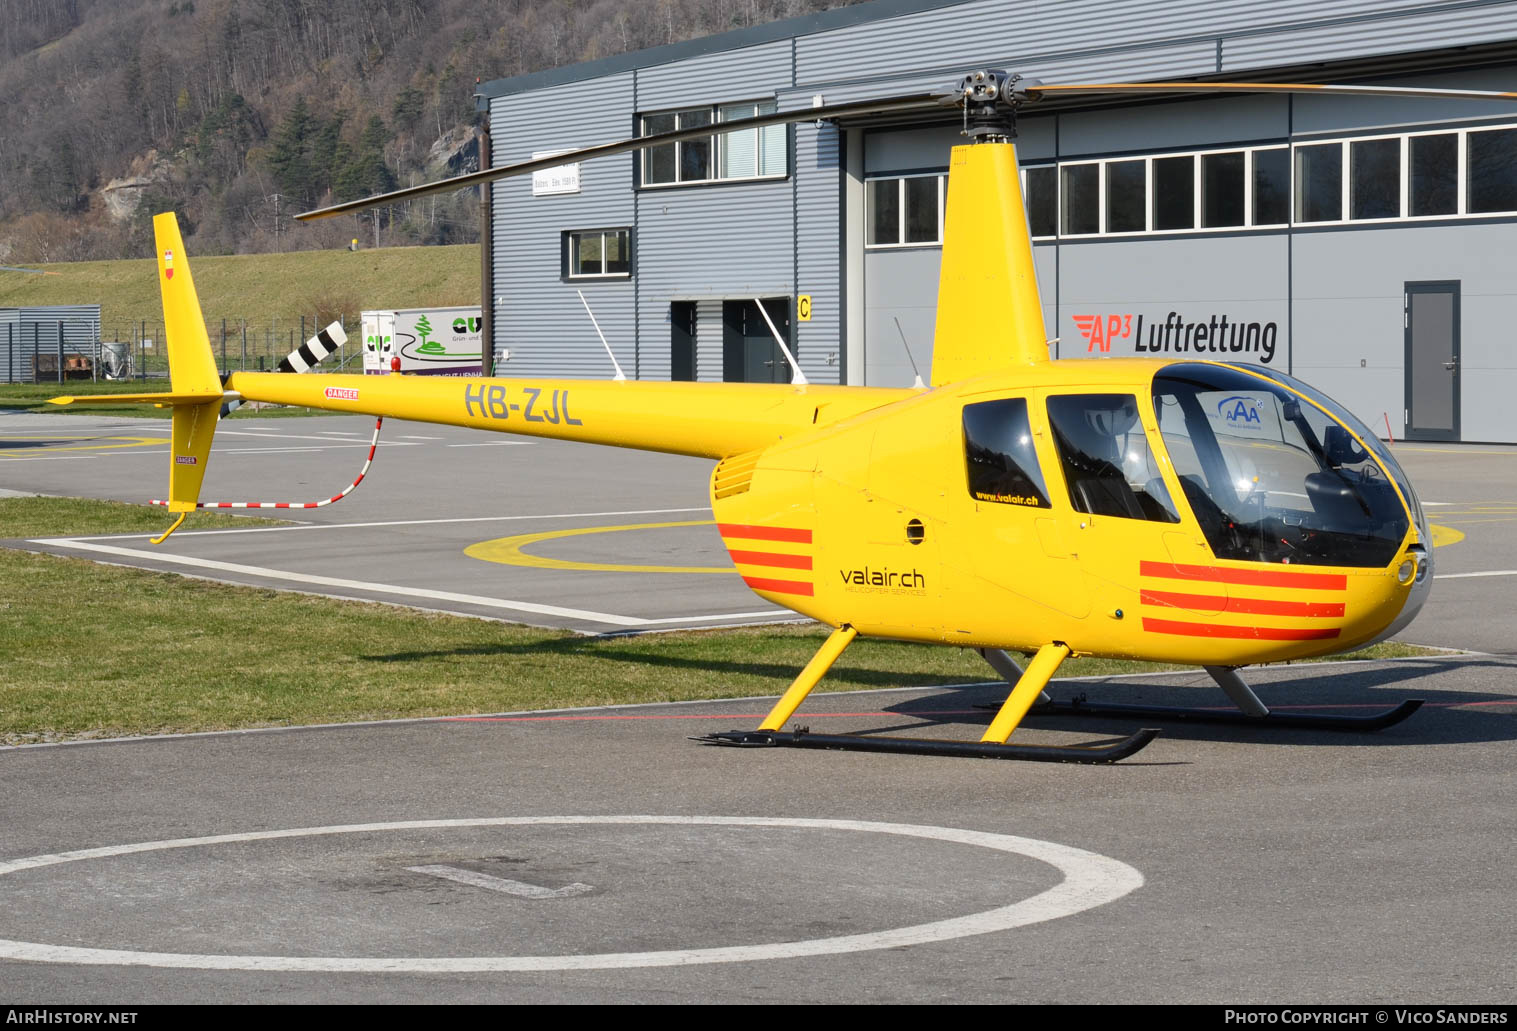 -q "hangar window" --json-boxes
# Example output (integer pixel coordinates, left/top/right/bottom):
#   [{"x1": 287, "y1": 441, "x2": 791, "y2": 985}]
[
  {"x1": 1106, "y1": 160, "x2": 1147, "y2": 233},
  {"x1": 1410, "y1": 133, "x2": 1457, "y2": 216},
  {"x1": 640, "y1": 102, "x2": 785, "y2": 187},
  {"x1": 1350, "y1": 138, "x2": 1400, "y2": 220},
  {"x1": 1060, "y1": 162, "x2": 1099, "y2": 235},
  {"x1": 1202, "y1": 151, "x2": 1245, "y2": 228},
  {"x1": 1024, "y1": 165, "x2": 1057, "y2": 237},
  {"x1": 1253, "y1": 148, "x2": 1290, "y2": 225},
  {"x1": 1153, "y1": 156, "x2": 1195, "y2": 230},
  {"x1": 564, "y1": 229, "x2": 631, "y2": 279},
  {"x1": 910, "y1": 120, "x2": 1517, "y2": 243},
  {"x1": 1294, "y1": 143, "x2": 1343, "y2": 223},
  {"x1": 718, "y1": 101, "x2": 787, "y2": 178},
  {"x1": 866, "y1": 172, "x2": 944, "y2": 247},
  {"x1": 1468, "y1": 127, "x2": 1517, "y2": 213}
]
